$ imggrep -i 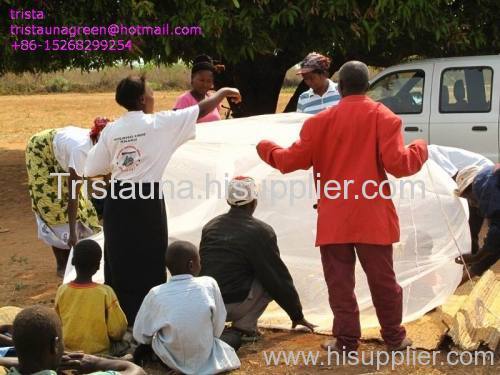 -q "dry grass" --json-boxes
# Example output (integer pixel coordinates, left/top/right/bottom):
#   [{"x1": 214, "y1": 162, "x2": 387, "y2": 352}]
[
  {"x1": 0, "y1": 64, "x2": 192, "y2": 95},
  {"x1": 0, "y1": 64, "x2": 303, "y2": 95},
  {"x1": 0, "y1": 91, "x2": 294, "y2": 148},
  {"x1": 0, "y1": 62, "x2": 382, "y2": 96}
]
